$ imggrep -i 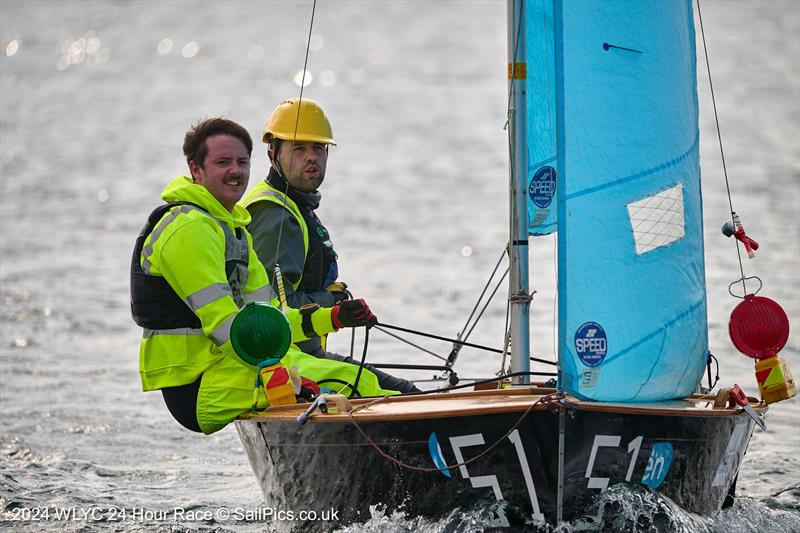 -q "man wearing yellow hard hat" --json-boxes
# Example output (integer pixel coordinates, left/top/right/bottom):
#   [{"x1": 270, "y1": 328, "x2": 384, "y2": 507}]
[
  {"x1": 131, "y1": 117, "x2": 404, "y2": 434},
  {"x1": 242, "y1": 99, "x2": 418, "y2": 393}
]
